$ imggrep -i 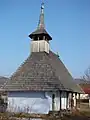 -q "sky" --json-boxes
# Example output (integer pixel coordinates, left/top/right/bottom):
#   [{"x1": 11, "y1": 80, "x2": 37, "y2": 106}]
[{"x1": 0, "y1": 0, "x2": 90, "y2": 78}]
